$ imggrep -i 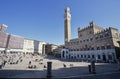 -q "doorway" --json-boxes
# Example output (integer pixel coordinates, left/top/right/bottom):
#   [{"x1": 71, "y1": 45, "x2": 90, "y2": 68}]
[{"x1": 102, "y1": 54, "x2": 106, "y2": 62}]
